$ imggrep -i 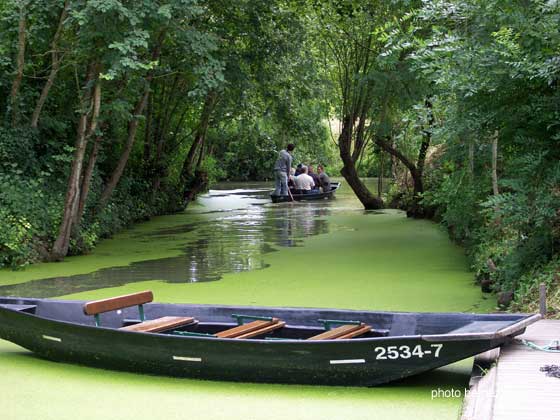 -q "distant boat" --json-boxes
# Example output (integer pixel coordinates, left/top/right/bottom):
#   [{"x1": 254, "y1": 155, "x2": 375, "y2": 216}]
[
  {"x1": 270, "y1": 182, "x2": 341, "y2": 203},
  {"x1": 0, "y1": 292, "x2": 540, "y2": 386}
]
